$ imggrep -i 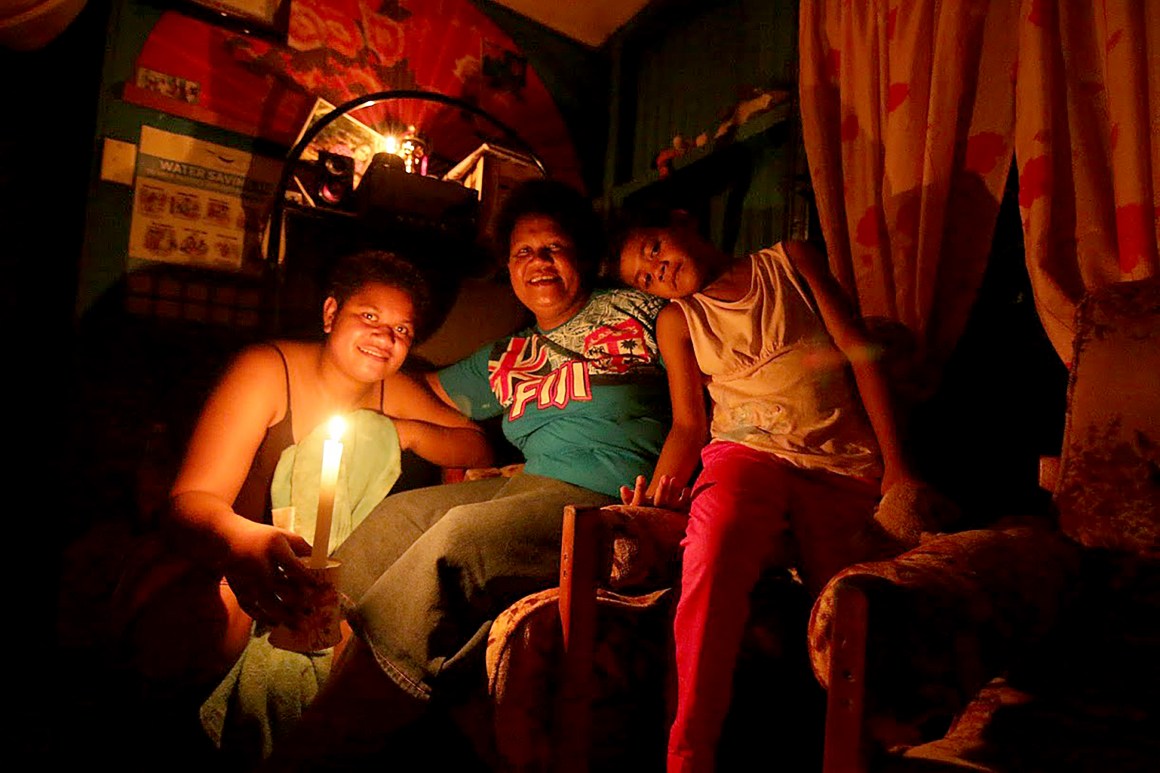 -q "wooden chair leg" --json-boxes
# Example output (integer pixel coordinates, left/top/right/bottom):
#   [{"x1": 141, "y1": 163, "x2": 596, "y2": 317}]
[
  {"x1": 554, "y1": 504, "x2": 601, "y2": 773},
  {"x1": 822, "y1": 583, "x2": 870, "y2": 773}
]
